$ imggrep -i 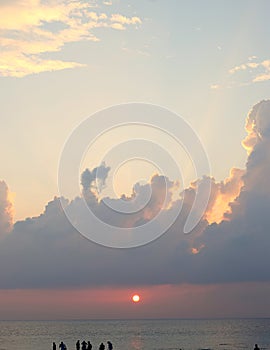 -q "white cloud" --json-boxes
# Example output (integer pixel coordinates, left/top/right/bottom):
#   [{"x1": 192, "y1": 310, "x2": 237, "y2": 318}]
[
  {"x1": 0, "y1": 181, "x2": 13, "y2": 235},
  {"x1": 210, "y1": 84, "x2": 220, "y2": 90},
  {"x1": 0, "y1": 0, "x2": 142, "y2": 77},
  {"x1": 0, "y1": 54, "x2": 85, "y2": 78},
  {"x1": 110, "y1": 14, "x2": 142, "y2": 25},
  {"x1": 253, "y1": 73, "x2": 270, "y2": 82},
  {"x1": 229, "y1": 58, "x2": 270, "y2": 83}
]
